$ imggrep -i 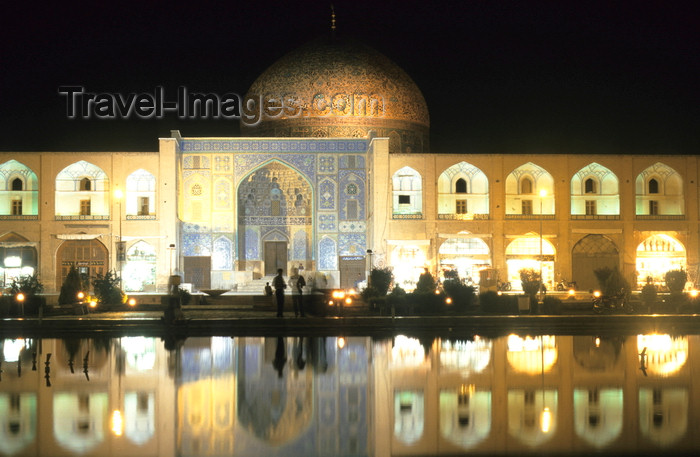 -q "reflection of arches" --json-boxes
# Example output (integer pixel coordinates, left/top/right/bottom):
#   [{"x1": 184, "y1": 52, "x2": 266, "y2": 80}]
[
  {"x1": 636, "y1": 235, "x2": 686, "y2": 285},
  {"x1": 236, "y1": 338, "x2": 313, "y2": 444},
  {"x1": 56, "y1": 239, "x2": 108, "y2": 289},
  {"x1": 439, "y1": 388, "x2": 491, "y2": 449},
  {"x1": 639, "y1": 387, "x2": 688, "y2": 447},
  {"x1": 0, "y1": 392, "x2": 36, "y2": 455},
  {"x1": 53, "y1": 393, "x2": 108, "y2": 453},
  {"x1": 574, "y1": 388, "x2": 623, "y2": 448},
  {"x1": 572, "y1": 336, "x2": 621, "y2": 371},
  {"x1": 394, "y1": 390, "x2": 424, "y2": 445},
  {"x1": 507, "y1": 389, "x2": 558, "y2": 447},
  {"x1": 572, "y1": 235, "x2": 619, "y2": 290}
]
